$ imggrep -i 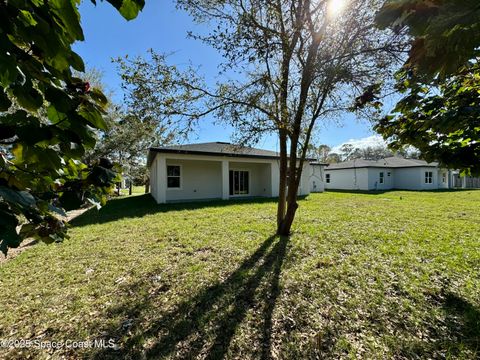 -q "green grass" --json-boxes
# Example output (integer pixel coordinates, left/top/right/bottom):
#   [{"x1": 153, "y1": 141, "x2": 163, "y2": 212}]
[
  {"x1": 118, "y1": 185, "x2": 146, "y2": 197},
  {"x1": 1, "y1": 191, "x2": 479, "y2": 359}
]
